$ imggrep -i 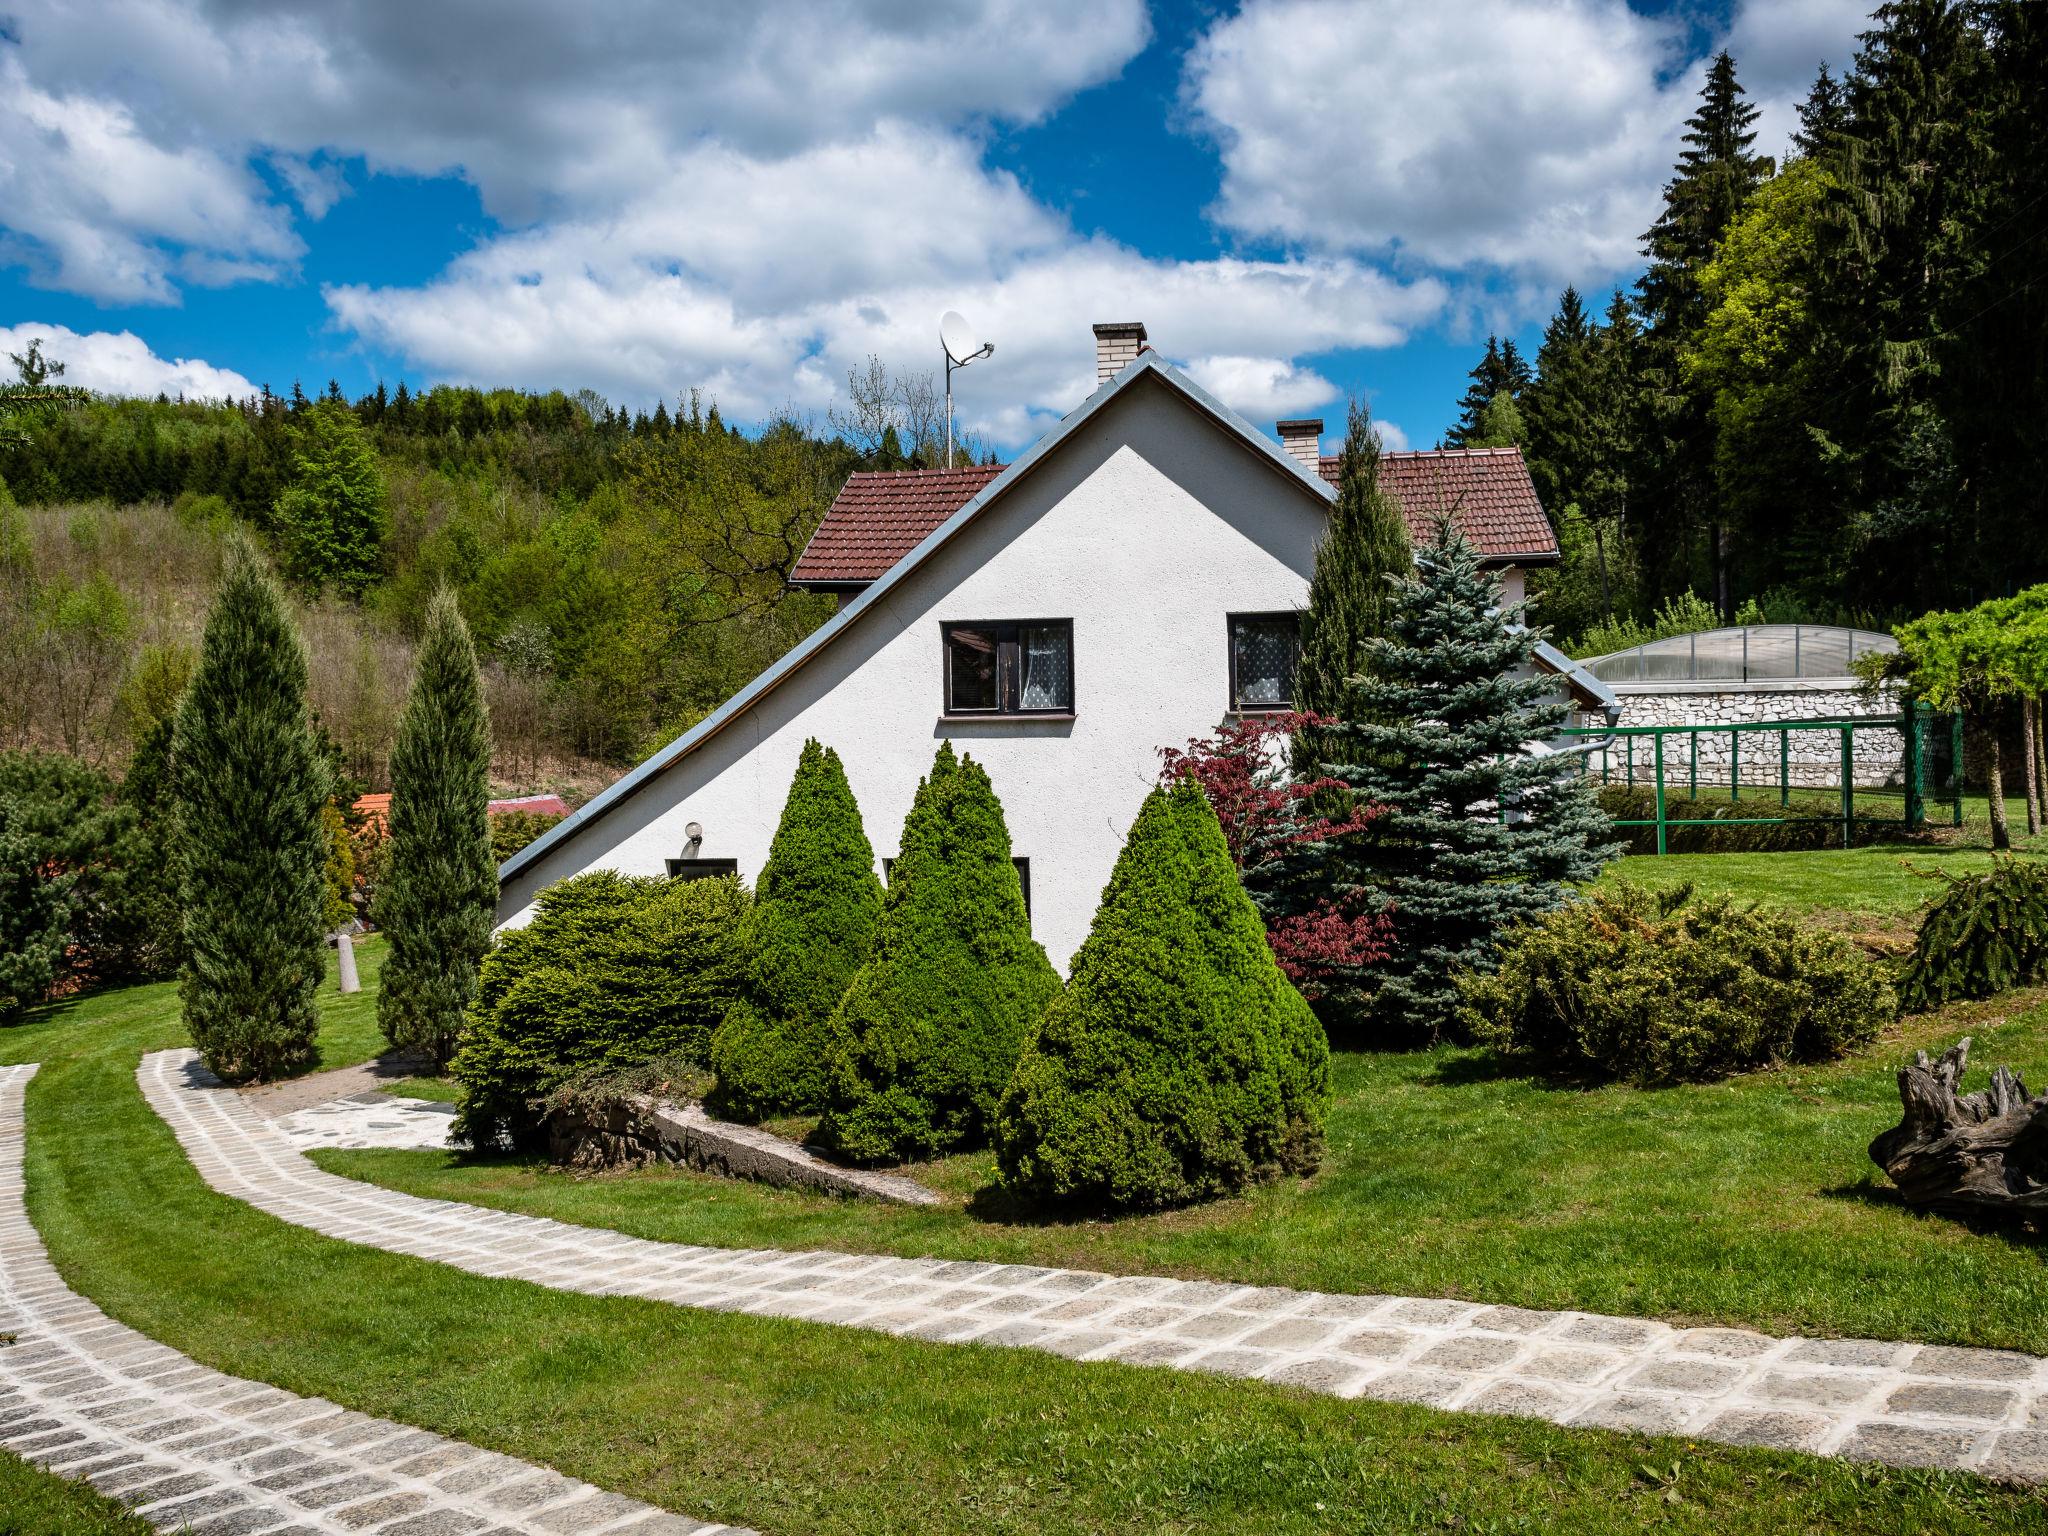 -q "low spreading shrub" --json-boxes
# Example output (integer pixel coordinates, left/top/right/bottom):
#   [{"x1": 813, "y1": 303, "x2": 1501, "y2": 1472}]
[
  {"x1": 1461, "y1": 881, "x2": 1894, "y2": 1085},
  {"x1": 452, "y1": 871, "x2": 749, "y2": 1149},
  {"x1": 994, "y1": 779, "x2": 1330, "y2": 1211},
  {"x1": 816, "y1": 746, "x2": 1059, "y2": 1163},
  {"x1": 1595, "y1": 786, "x2": 1898, "y2": 855},
  {"x1": 1899, "y1": 857, "x2": 2048, "y2": 1011}
]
